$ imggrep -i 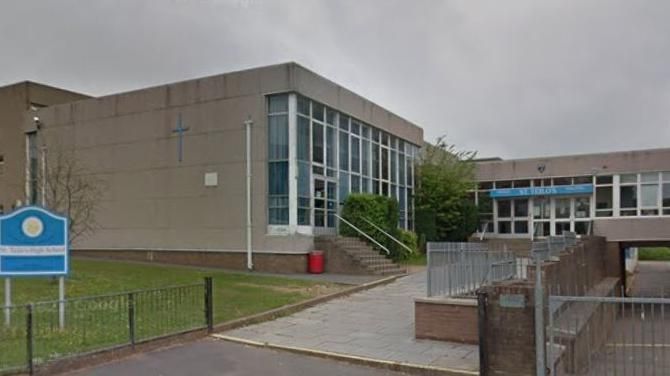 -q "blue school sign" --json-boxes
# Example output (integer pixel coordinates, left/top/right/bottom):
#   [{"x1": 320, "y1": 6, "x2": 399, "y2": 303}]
[
  {"x1": 489, "y1": 184, "x2": 594, "y2": 199},
  {"x1": 0, "y1": 206, "x2": 69, "y2": 276}
]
